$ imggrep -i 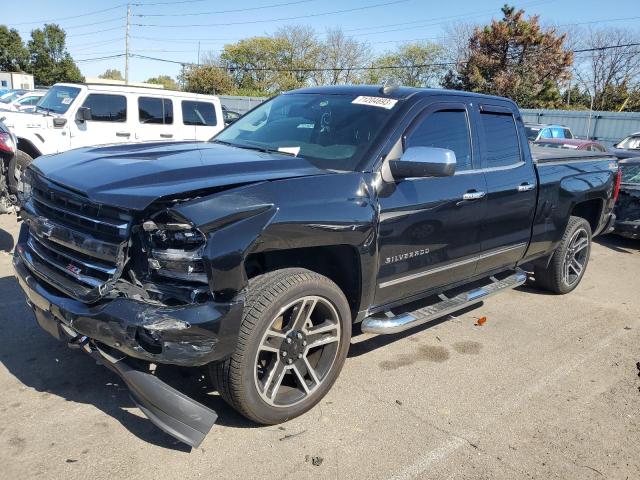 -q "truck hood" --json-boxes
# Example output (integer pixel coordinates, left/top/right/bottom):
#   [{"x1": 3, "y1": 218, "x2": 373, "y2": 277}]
[
  {"x1": 0, "y1": 109, "x2": 52, "y2": 130},
  {"x1": 31, "y1": 141, "x2": 331, "y2": 210}
]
